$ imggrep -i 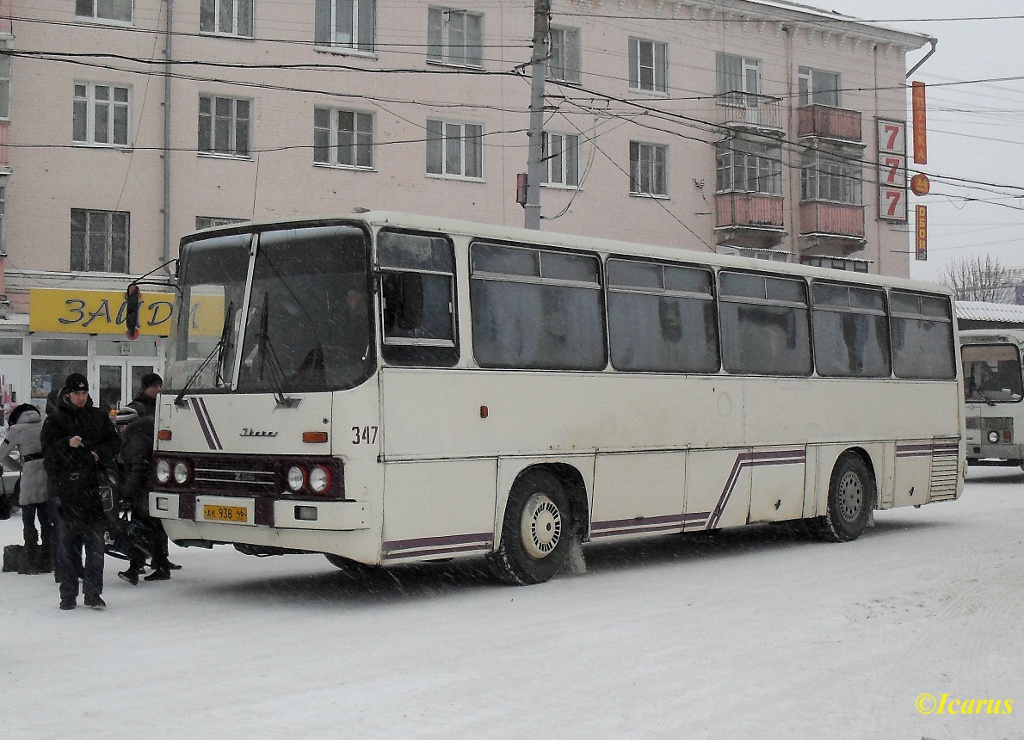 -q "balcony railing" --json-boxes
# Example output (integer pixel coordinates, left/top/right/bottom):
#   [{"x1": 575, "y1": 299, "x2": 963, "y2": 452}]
[
  {"x1": 716, "y1": 92, "x2": 784, "y2": 134},
  {"x1": 716, "y1": 192, "x2": 785, "y2": 230},
  {"x1": 799, "y1": 202, "x2": 865, "y2": 239},
  {"x1": 797, "y1": 105, "x2": 863, "y2": 143}
]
